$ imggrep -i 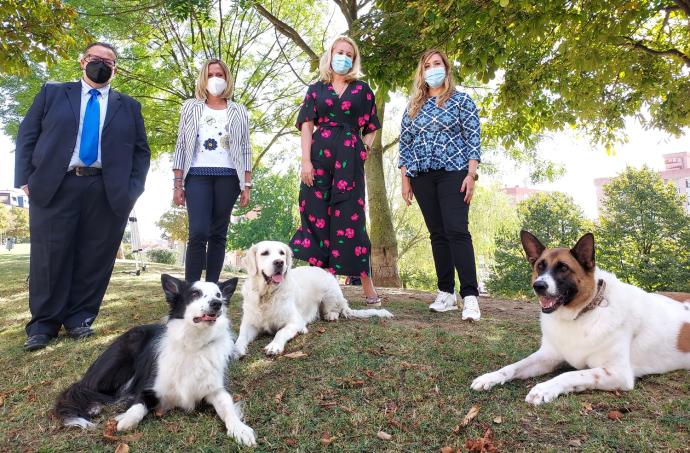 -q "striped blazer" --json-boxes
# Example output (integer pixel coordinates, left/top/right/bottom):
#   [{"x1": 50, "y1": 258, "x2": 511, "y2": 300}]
[{"x1": 172, "y1": 98, "x2": 252, "y2": 186}]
